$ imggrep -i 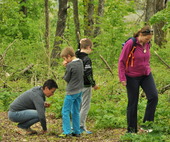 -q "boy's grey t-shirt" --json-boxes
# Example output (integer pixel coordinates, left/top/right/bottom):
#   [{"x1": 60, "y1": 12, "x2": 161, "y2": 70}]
[
  {"x1": 9, "y1": 86, "x2": 47, "y2": 131},
  {"x1": 64, "y1": 58, "x2": 84, "y2": 95}
]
